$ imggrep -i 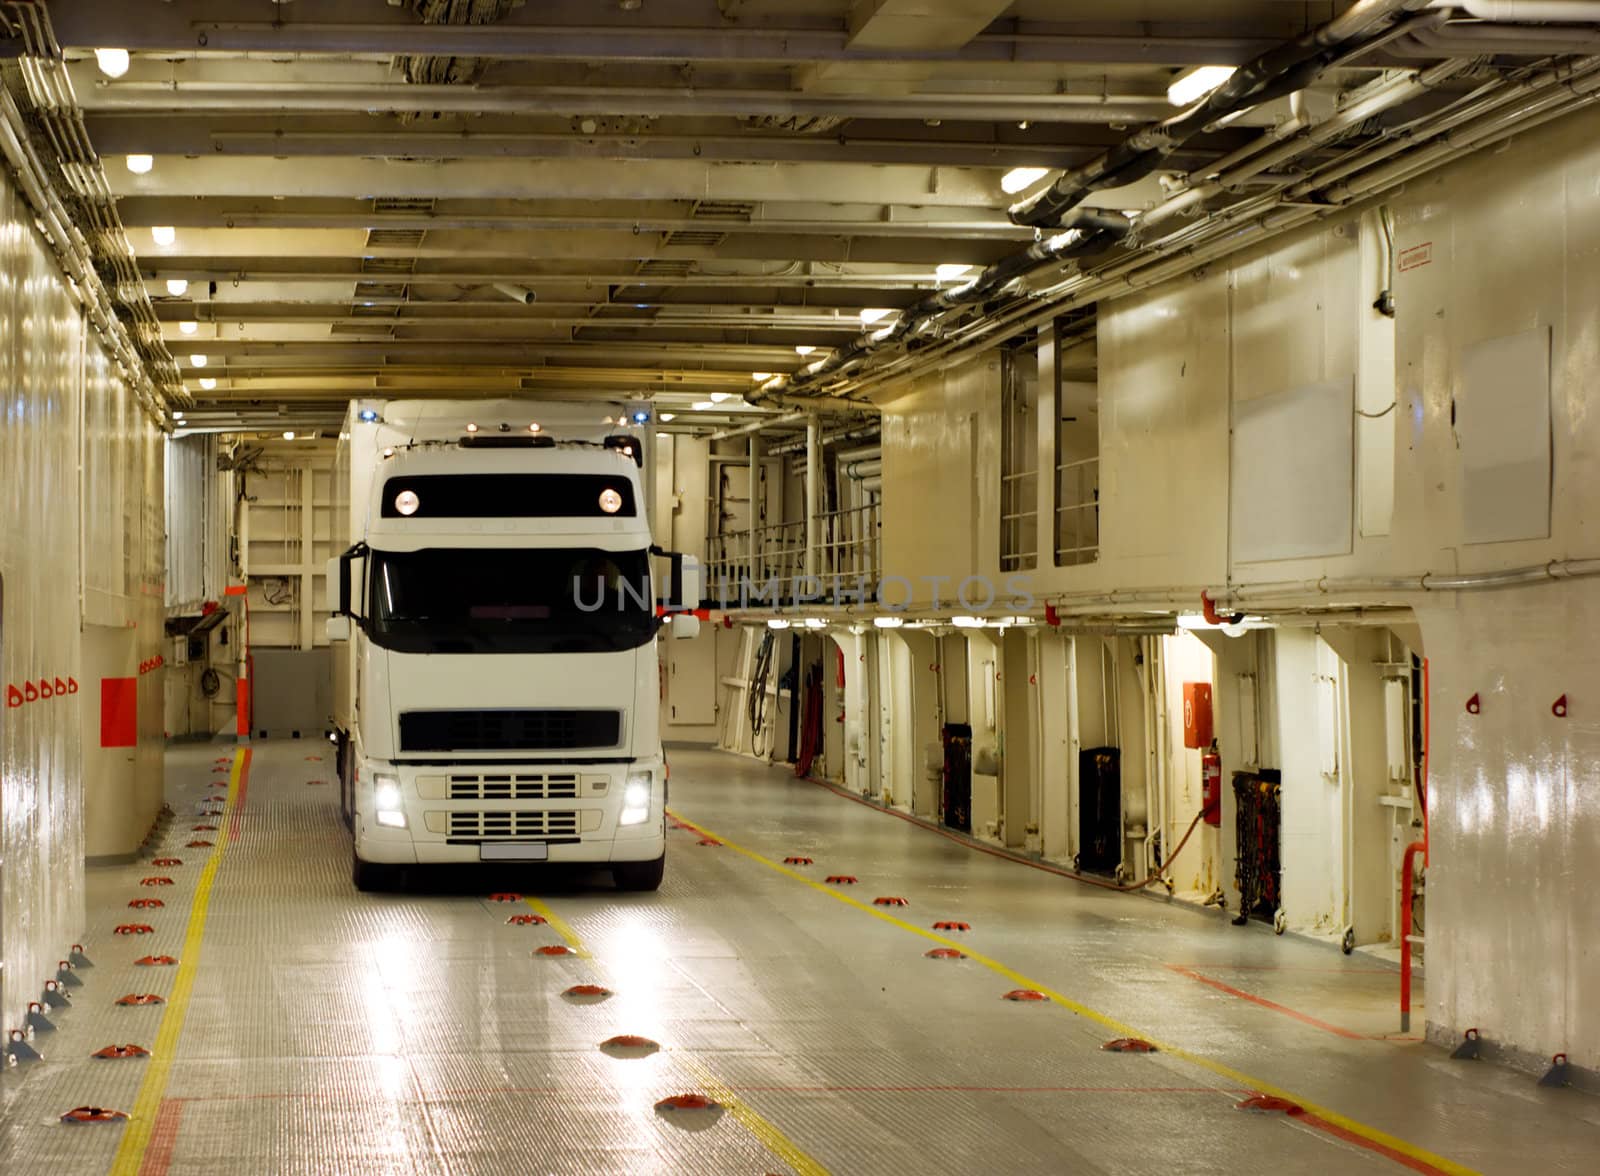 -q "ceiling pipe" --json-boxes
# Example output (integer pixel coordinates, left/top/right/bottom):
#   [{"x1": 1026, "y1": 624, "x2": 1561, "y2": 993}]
[
  {"x1": 1008, "y1": 0, "x2": 1436, "y2": 231},
  {"x1": 1390, "y1": 22, "x2": 1600, "y2": 53},
  {"x1": 751, "y1": 208, "x2": 1127, "y2": 404}
]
